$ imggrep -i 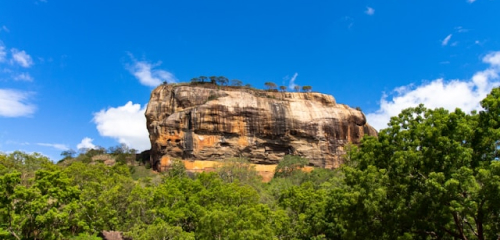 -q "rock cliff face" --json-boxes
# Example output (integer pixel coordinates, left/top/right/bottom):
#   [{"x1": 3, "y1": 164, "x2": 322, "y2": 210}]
[{"x1": 145, "y1": 84, "x2": 377, "y2": 172}]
